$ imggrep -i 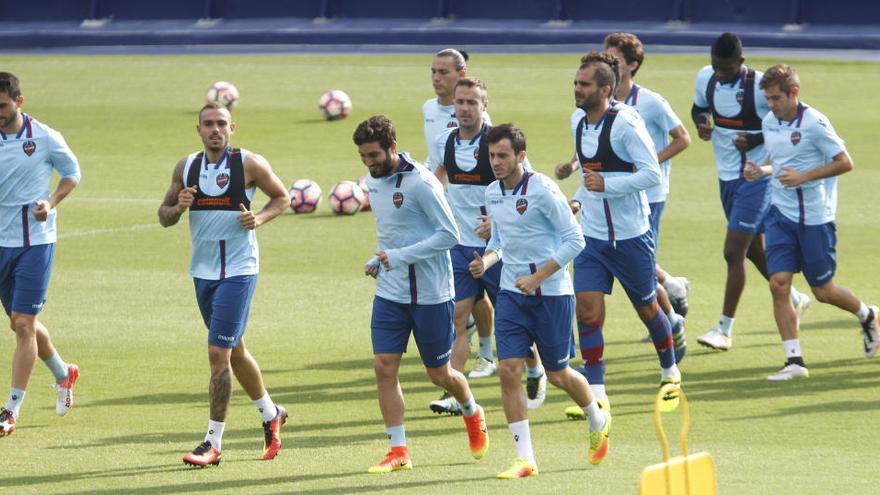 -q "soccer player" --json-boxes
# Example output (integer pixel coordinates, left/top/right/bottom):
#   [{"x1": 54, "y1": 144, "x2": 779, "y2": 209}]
[
  {"x1": 158, "y1": 102, "x2": 290, "y2": 467},
  {"x1": 566, "y1": 52, "x2": 682, "y2": 414},
  {"x1": 0, "y1": 72, "x2": 81, "y2": 436},
  {"x1": 470, "y1": 123, "x2": 609, "y2": 478},
  {"x1": 692, "y1": 32, "x2": 809, "y2": 351},
  {"x1": 430, "y1": 77, "x2": 547, "y2": 415},
  {"x1": 743, "y1": 64, "x2": 879, "y2": 380},
  {"x1": 354, "y1": 115, "x2": 489, "y2": 474},
  {"x1": 422, "y1": 48, "x2": 498, "y2": 389}
]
